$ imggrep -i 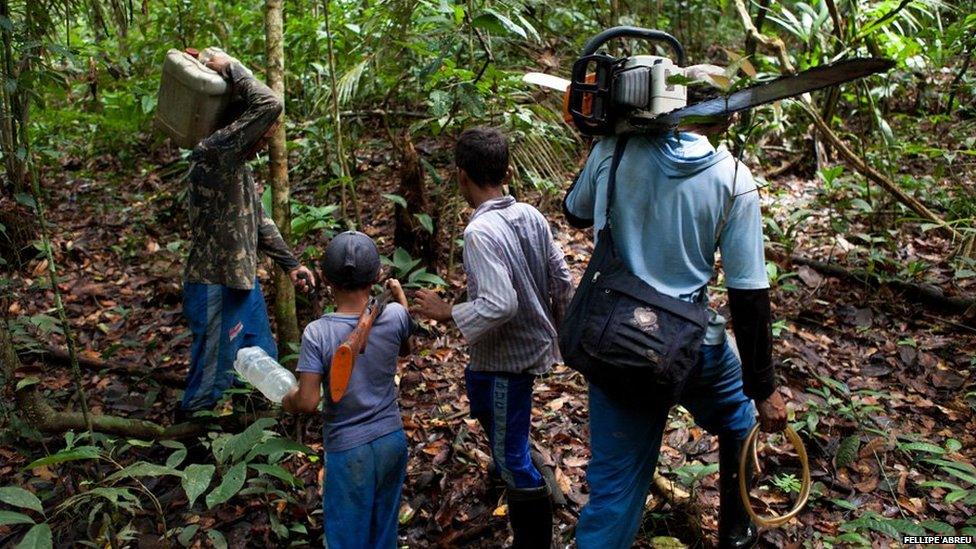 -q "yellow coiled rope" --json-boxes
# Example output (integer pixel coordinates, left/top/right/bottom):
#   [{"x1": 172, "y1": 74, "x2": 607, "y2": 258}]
[{"x1": 738, "y1": 424, "x2": 812, "y2": 528}]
